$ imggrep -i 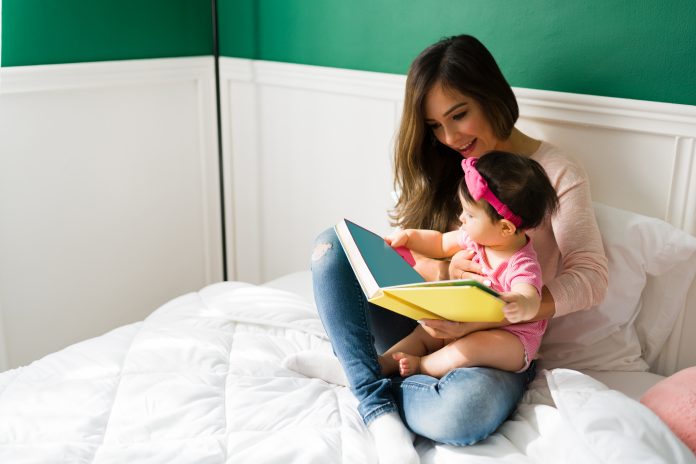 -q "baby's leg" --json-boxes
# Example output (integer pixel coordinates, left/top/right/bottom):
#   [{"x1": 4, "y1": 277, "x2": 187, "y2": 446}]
[
  {"x1": 419, "y1": 329, "x2": 526, "y2": 378},
  {"x1": 378, "y1": 325, "x2": 444, "y2": 376}
]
